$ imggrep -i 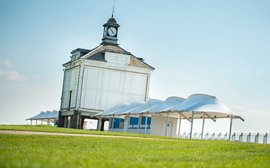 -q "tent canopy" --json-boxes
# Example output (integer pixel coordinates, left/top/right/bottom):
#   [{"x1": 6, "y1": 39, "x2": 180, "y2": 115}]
[
  {"x1": 99, "y1": 94, "x2": 244, "y2": 120},
  {"x1": 149, "y1": 97, "x2": 185, "y2": 113},
  {"x1": 27, "y1": 110, "x2": 59, "y2": 120}
]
